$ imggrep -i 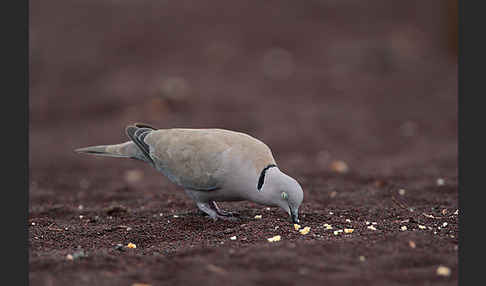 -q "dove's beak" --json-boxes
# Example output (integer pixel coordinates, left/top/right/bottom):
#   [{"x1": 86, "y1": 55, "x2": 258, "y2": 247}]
[{"x1": 290, "y1": 208, "x2": 299, "y2": 224}]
